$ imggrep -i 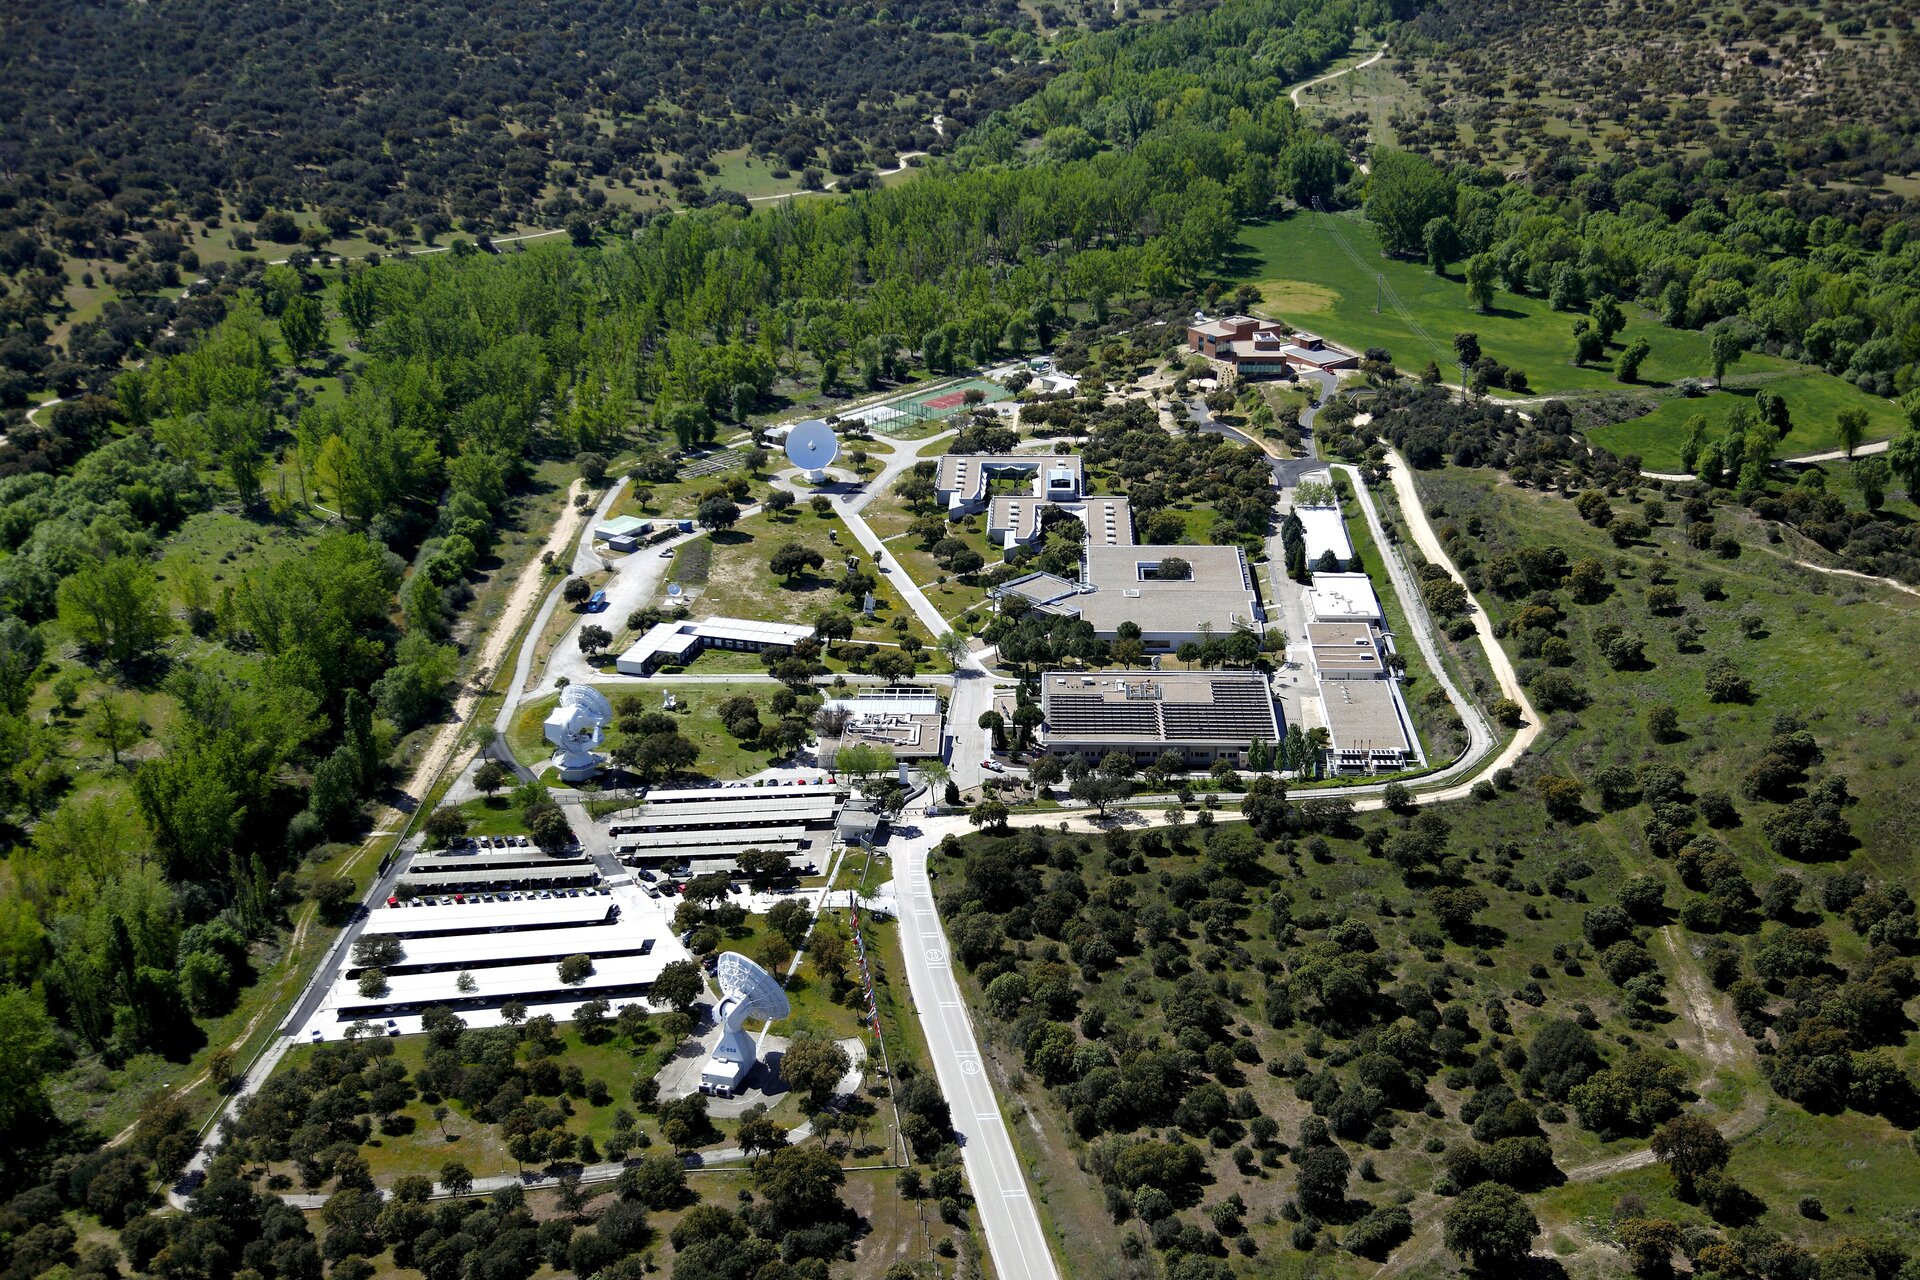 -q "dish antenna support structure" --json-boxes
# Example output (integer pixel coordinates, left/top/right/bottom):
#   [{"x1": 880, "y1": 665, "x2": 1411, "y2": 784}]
[
  {"x1": 784, "y1": 418, "x2": 839, "y2": 484},
  {"x1": 699, "y1": 952, "x2": 791, "y2": 1097},
  {"x1": 543, "y1": 684, "x2": 612, "y2": 782}
]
